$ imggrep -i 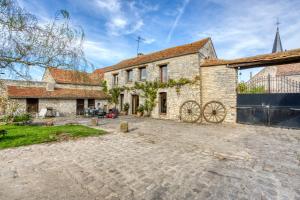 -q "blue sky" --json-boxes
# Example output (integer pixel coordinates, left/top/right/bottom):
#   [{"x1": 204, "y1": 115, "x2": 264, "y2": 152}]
[{"x1": 6, "y1": 0, "x2": 300, "y2": 81}]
